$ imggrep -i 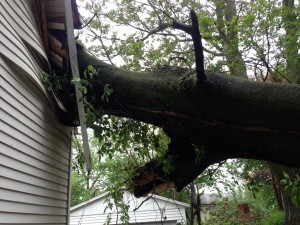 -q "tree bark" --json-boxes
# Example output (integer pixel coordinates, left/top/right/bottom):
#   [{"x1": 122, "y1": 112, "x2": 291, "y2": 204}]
[
  {"x1": 64, "y1": 46, "x2": 300, "y2": 195},
  {"x1": 277, "y1": 2, "x2": 300, "y2": 222},
  {"x1": 270, "y1": 169, "x2": 284, "y2": 211},
  {"x1": 212, "y1": 0, "x2": 247, "y2": 78},
  {"x1": 270, "y1": 164, "x2": 300, "y2": 225},
  {"x1": 282, "y1": 0, "x2": 300, "y2": 83}
]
